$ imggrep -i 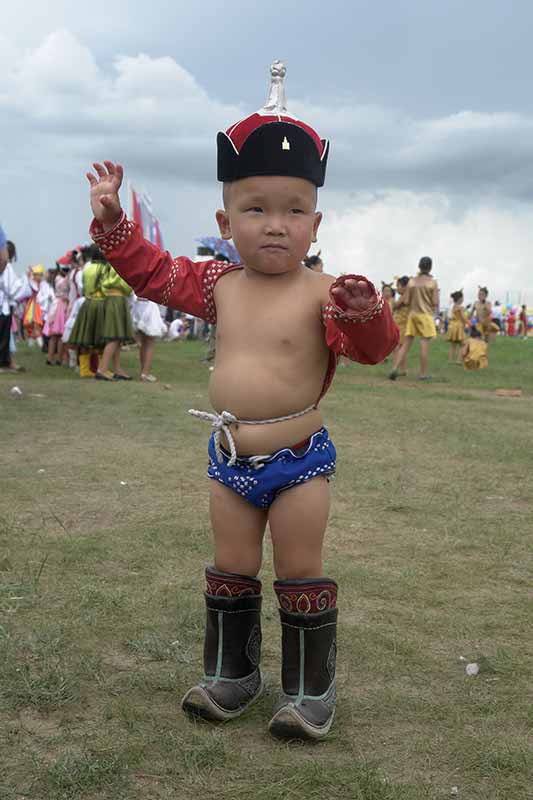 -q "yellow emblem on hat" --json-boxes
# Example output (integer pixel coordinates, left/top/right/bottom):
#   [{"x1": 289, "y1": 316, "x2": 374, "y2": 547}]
[{"x1": 282, "y1": 136, "x2": 290, "y2": 151}]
